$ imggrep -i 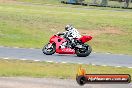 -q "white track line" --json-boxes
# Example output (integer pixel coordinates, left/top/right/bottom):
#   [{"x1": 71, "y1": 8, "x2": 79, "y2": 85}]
[
  {"x1": 46, "y1": 61, "x2": 53, "y2": 63},
  {"x1": 78, "y1": 63, "x2": 83, "y2": 64},
  {"x1": 34, "y1": 60, "x2": 40, "y2": 62},
  {"x1": 62, "y1": 62, "x2": 67, "y2": 63},
  {"x1": 115, "y1": 66, "x2": 121, "y2": 68},
  {"x1": 13, "y1": 47, "x2": 19, "y2": 48},
  {"x1": 92, "y1": 64, "x2": 96, "y2": 66},
  {"x1": 118, "y1": 54, "x2": 124, "y2": 55},
  {"x1": 3, "y1": 57, "x2": 9, "y2": 60},
  {"x1": 21, "y1": 59, "x2": 27, "y2": 61},
  {"x1": 102, "y1": 65, "x2": 107, "y2": 67},
  {"x1": 0, "y1": 46, "x2": 4, "y2": 47},
  {"x1": 128, "y1": 67, "x2": 132, "y2": 69},
  {"x1": 29, "y1": 48, "x2": 36, "y2": 50},
  {"x1": 1, "y1": 57, "x2": 132, "y2": 68},
  {"x1": 106, "y1": 53, "x2": 111, "y2": 54}
]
